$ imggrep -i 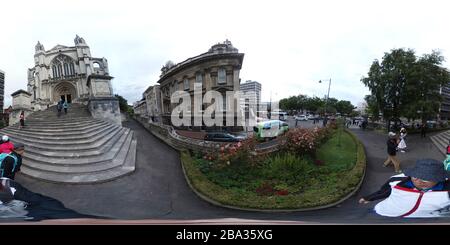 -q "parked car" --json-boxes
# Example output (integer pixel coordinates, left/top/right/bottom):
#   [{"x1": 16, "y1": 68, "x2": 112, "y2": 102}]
[
  {"x1": 204, "y1": 132, "x2": 245, "y2": 142},
  {"x1": 294, "y1": 115, "x2": 308, "y2": 121},
  {"x1": 307, "y1": 115, "x2": 315, "y2": 120}
]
